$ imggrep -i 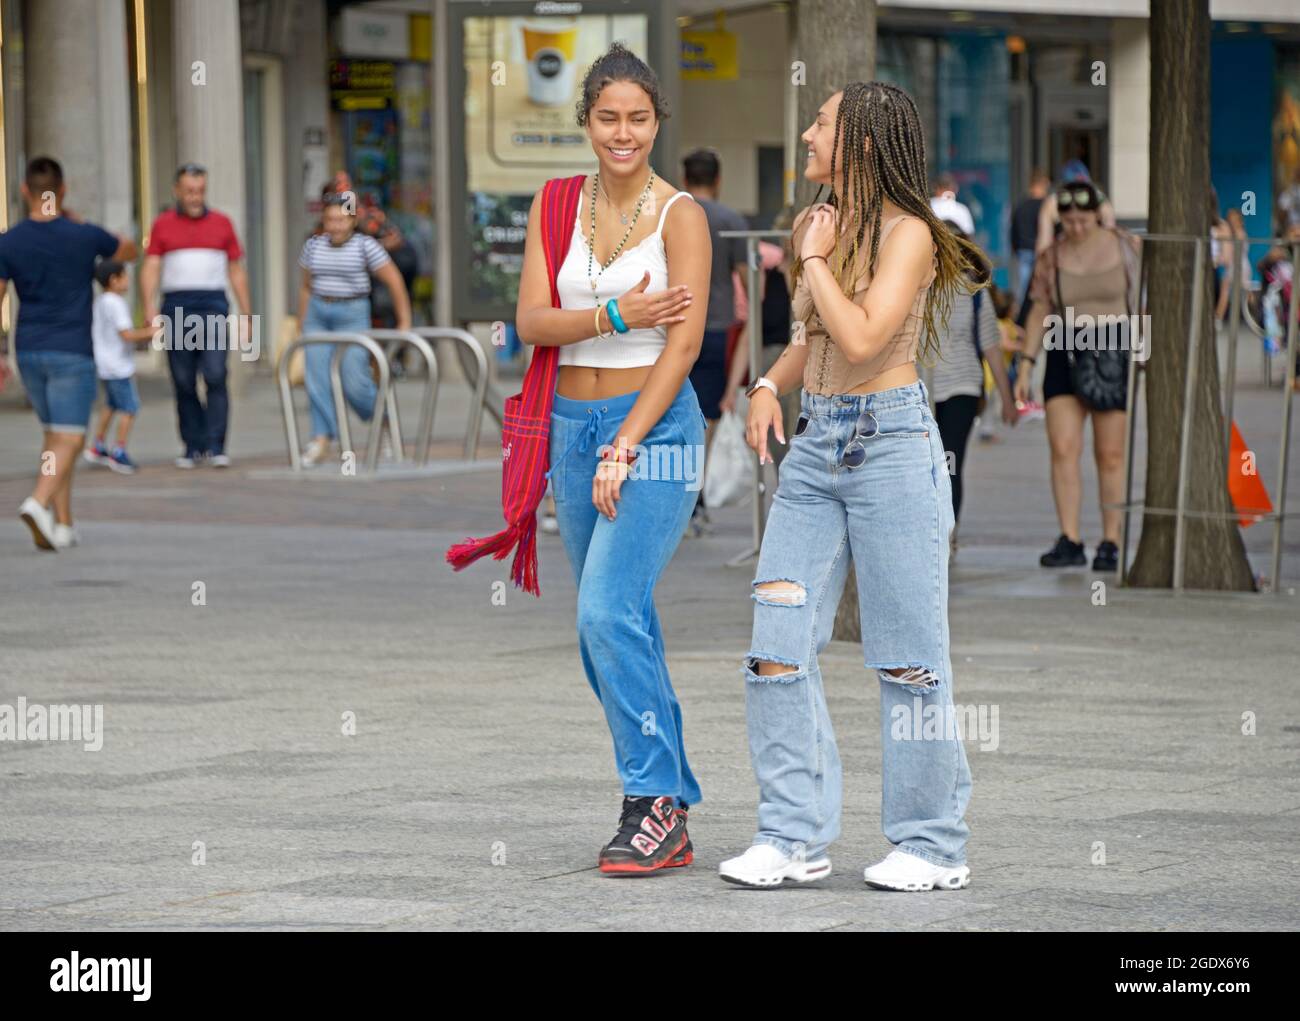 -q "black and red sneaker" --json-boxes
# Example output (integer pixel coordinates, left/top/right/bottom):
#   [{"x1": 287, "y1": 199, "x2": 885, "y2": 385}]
[
  {"x1": 598, "y1": 796, "x2": 687, "y2": 876},
  {"x1": 664, "y1": 806, "x2": 693, "y2": 868}
]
